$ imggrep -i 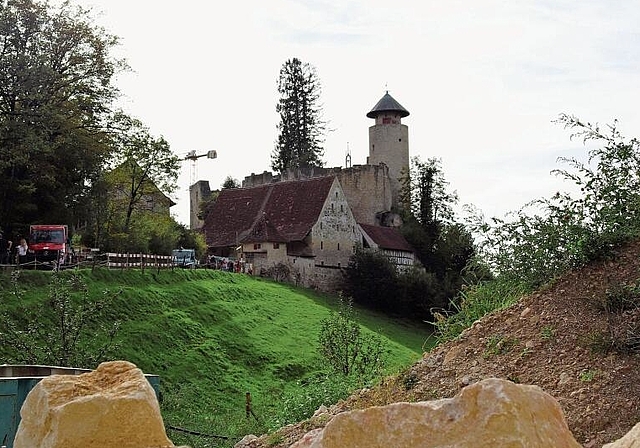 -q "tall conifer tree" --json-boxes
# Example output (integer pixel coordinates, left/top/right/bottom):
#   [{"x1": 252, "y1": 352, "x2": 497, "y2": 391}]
[{"x1": 271, "y1": 58, "x2": 325, "y2": 173}]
